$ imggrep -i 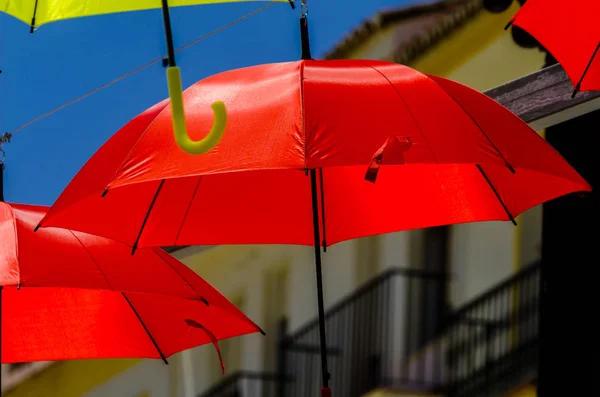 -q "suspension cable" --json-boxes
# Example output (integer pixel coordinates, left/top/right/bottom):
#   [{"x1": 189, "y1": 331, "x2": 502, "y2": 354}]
[{"x1": 4, "y1": 1, "x2": 281, "y2": 139}]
